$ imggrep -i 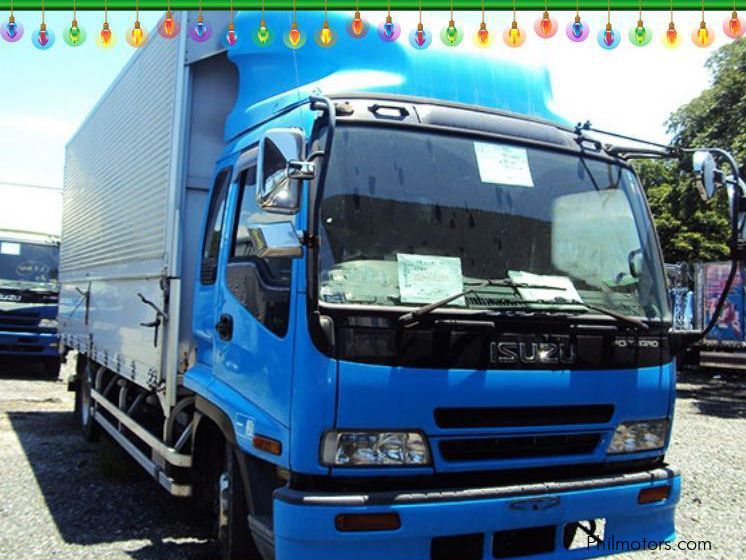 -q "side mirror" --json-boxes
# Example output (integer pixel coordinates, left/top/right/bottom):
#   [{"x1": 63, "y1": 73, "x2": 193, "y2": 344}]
[
  {"x1": 248, "y1": 222, "x2": 303, "y2": 259},
  {"x1": 257, "y1": 128, "x2": 311, "y2": 215},
  {"x1": 692, "y1": 150, "x2": 717, "y2": 201}
]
